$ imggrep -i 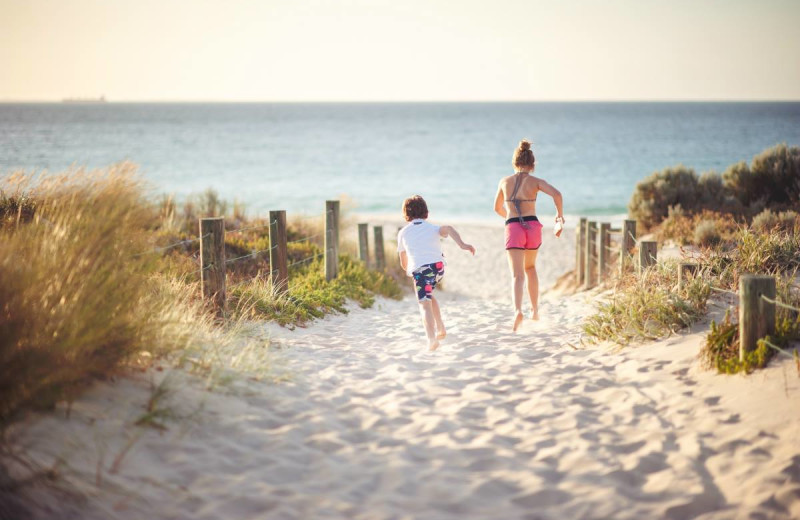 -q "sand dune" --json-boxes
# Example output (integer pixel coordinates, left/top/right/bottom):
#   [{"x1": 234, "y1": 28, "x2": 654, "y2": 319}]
[{"x1": 6, "y1": 223, "x2": 800, "y2": 520}]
